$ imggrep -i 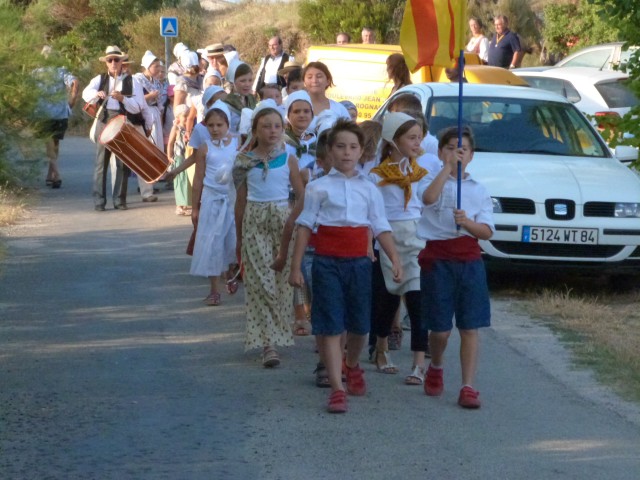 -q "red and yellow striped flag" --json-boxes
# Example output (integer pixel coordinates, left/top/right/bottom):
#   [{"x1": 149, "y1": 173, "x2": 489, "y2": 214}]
[{"x1": 400, "y1": 0, "x2": 467, "y2": 71}]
